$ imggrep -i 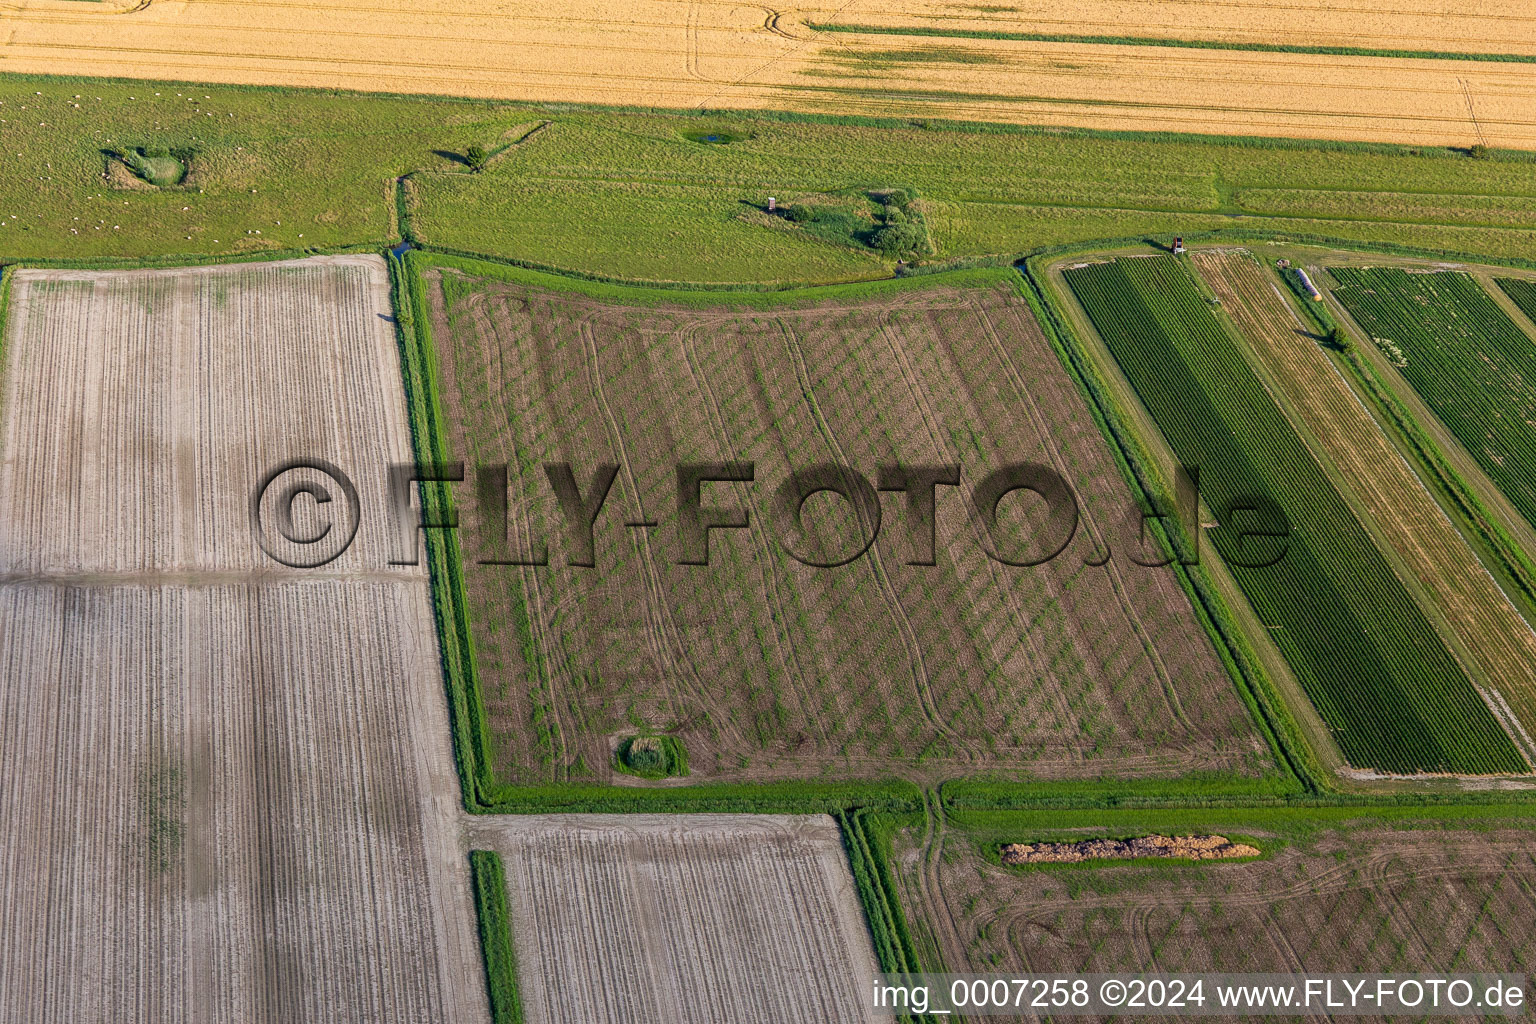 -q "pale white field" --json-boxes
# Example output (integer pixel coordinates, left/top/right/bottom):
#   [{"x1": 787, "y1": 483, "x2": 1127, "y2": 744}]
[
  {"x1": 0, "y1": 256, "x2": 487, "y2": 1023},
  {"x1": 0, "y1": 257, "x2": 416, "y2": 576},
  {"x1": 468, "y1": 814, "x2": 882, "y2": 1024},
  {"x1": 3, "y1": 0, "x2": 1536, "y2": 145}
]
